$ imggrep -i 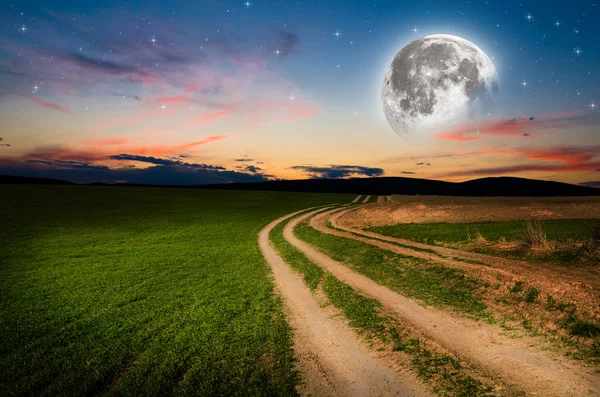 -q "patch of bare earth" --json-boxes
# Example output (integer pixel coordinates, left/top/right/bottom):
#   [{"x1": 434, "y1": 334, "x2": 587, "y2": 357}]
[
  {"x1": 344, "y1": 195, "x2": 600, "y2": 227},
  {"x1": 294, "y1": 208, "x2": 600, "y2": 396},
  {"x1": 258, "y1": 209, "x2": 432, "y2": 397}
]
